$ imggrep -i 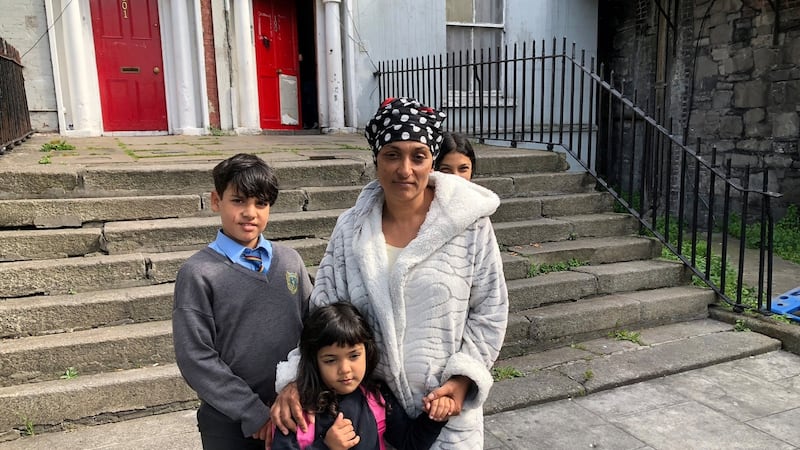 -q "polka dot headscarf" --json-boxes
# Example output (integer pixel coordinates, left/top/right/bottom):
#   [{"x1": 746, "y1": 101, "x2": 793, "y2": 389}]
[{"x1": 365, "y1": 97, "x2": 447, "y2": 163}]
